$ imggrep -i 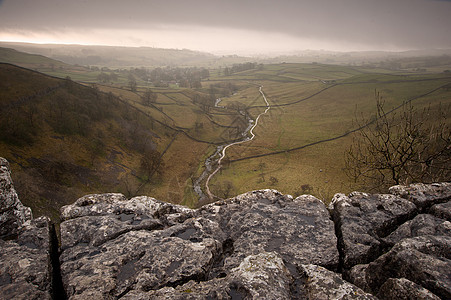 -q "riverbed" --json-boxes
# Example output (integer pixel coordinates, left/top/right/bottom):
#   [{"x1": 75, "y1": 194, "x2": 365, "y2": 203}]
[{"x1": 193, "y1": 86, "x2": 270, "y2": 202}]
